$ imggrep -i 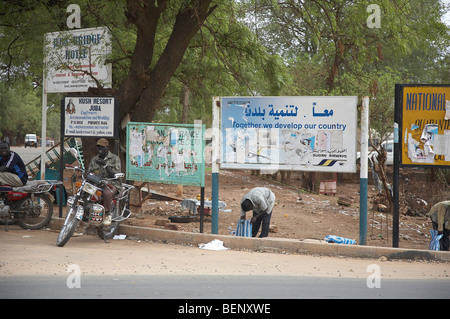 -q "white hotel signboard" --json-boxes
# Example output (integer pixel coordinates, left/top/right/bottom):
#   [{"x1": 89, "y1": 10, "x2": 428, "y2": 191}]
[{"x1": 44, "y1": 27, "x2": 111, "y2": 93}]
